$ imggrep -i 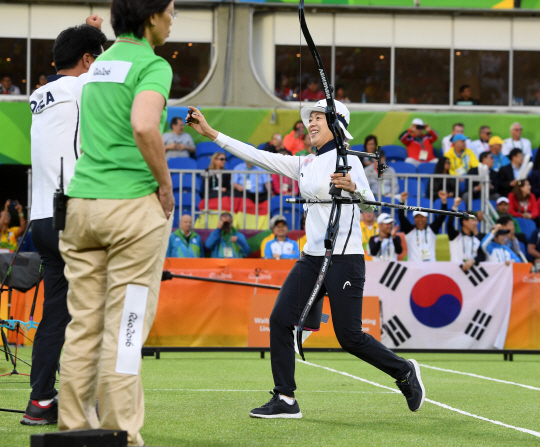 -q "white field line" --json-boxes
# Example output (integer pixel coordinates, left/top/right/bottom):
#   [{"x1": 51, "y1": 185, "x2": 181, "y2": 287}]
[
  {"x1": 0, "y1": 389, "x2": 392, "y2": 394},
  {"x1": 297, "y1": 359, "x2": 540, "y2": 439},
  {"x1": 418, "y1": 364, "x2": 540, "y2": 391}
]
